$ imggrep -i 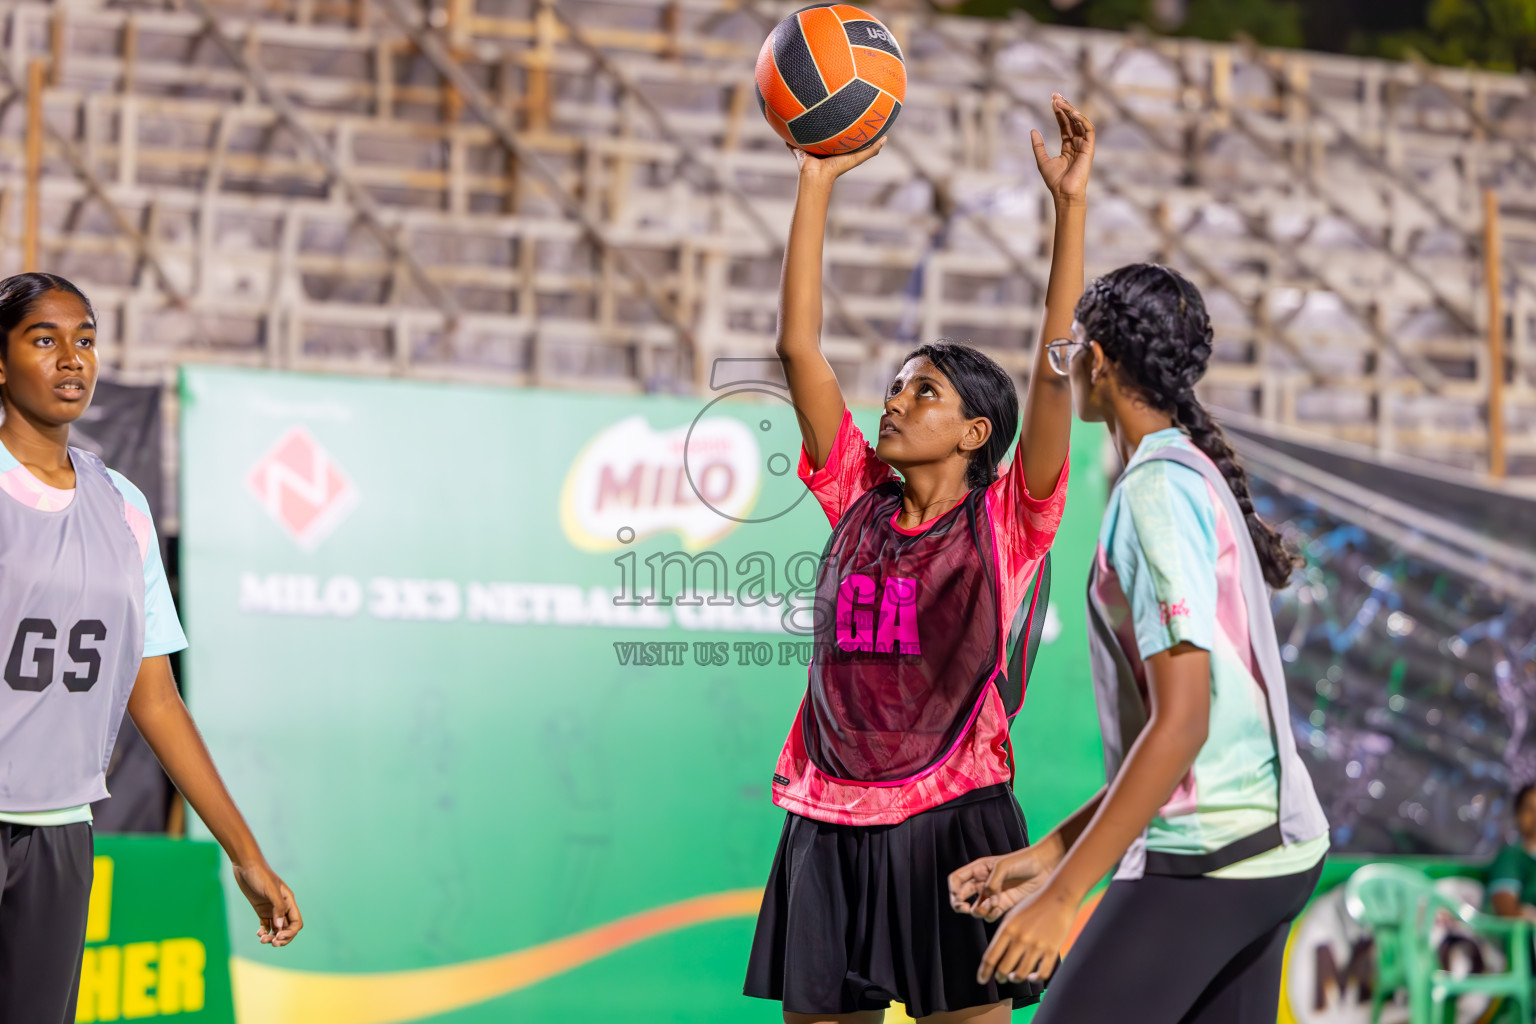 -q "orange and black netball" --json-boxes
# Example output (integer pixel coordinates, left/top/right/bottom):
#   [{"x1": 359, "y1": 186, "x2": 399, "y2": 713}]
[{"x1": 754, "y1": 4, "x2": 907, "y2": 156}]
